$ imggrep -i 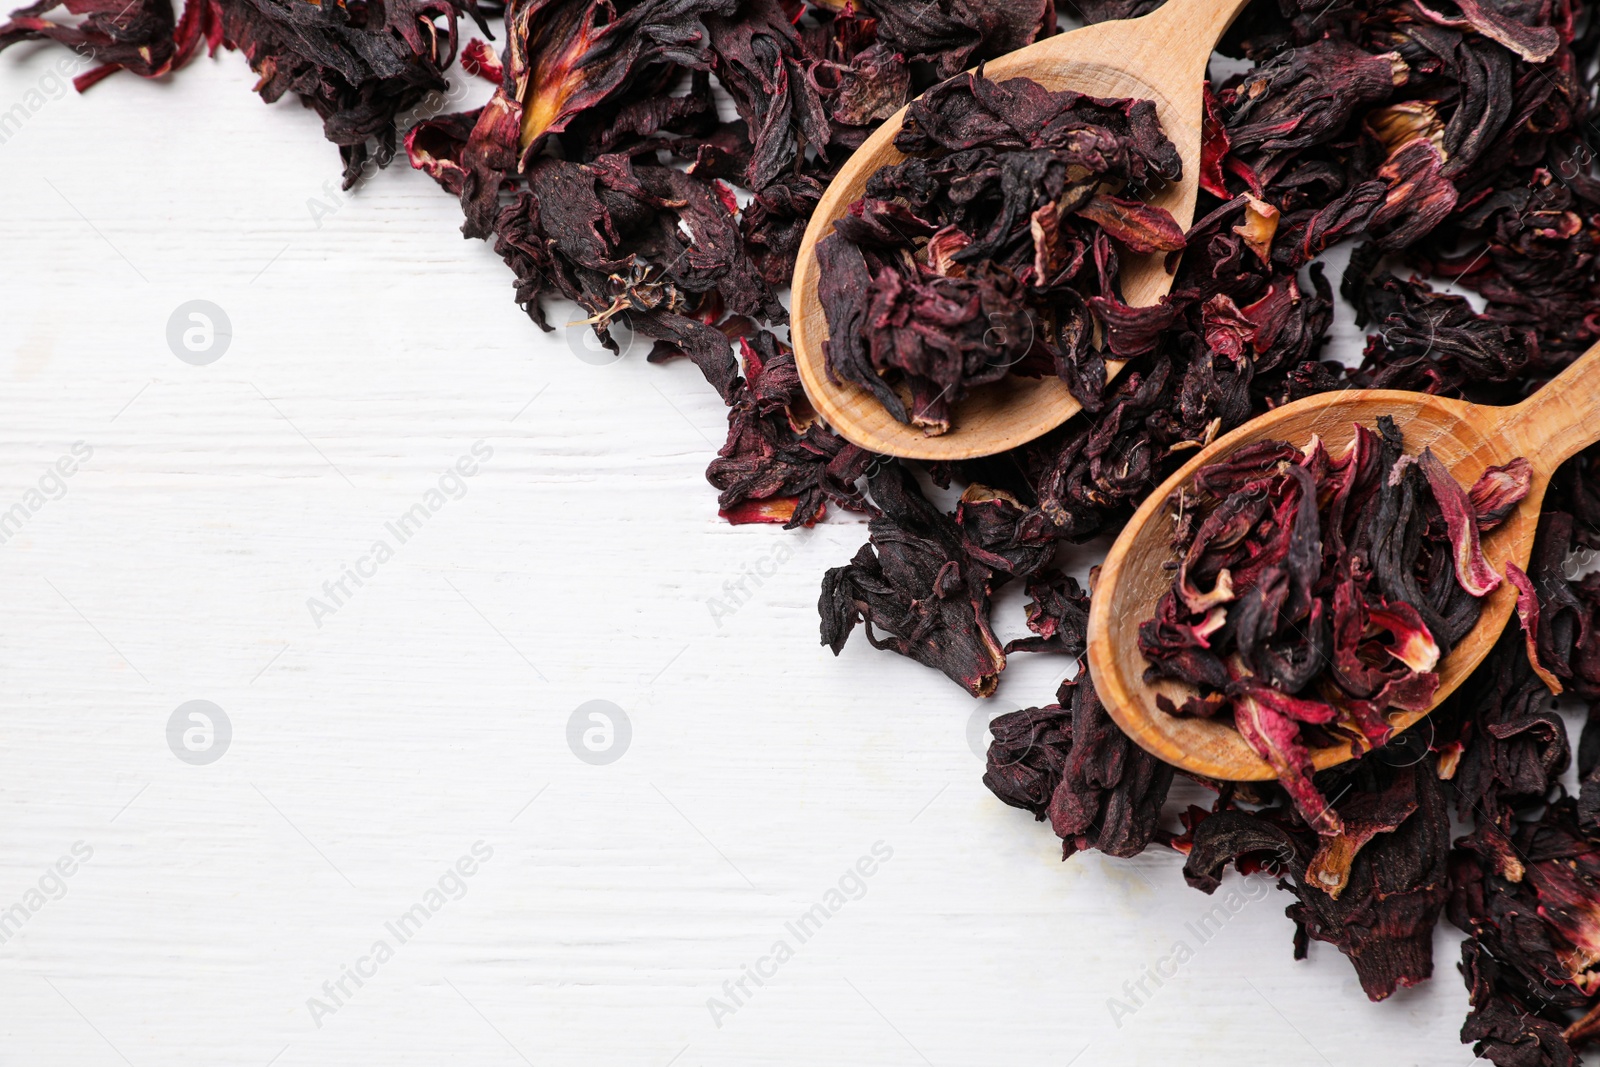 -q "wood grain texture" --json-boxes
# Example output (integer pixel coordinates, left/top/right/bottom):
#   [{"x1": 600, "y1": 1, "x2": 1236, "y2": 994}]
[
  {"x1": 0, "y1": 40, "x2": 1500, "y2": 1067},
  {"x1": 791, "y1": 0, "x2": 1251, "y2": 460}
]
